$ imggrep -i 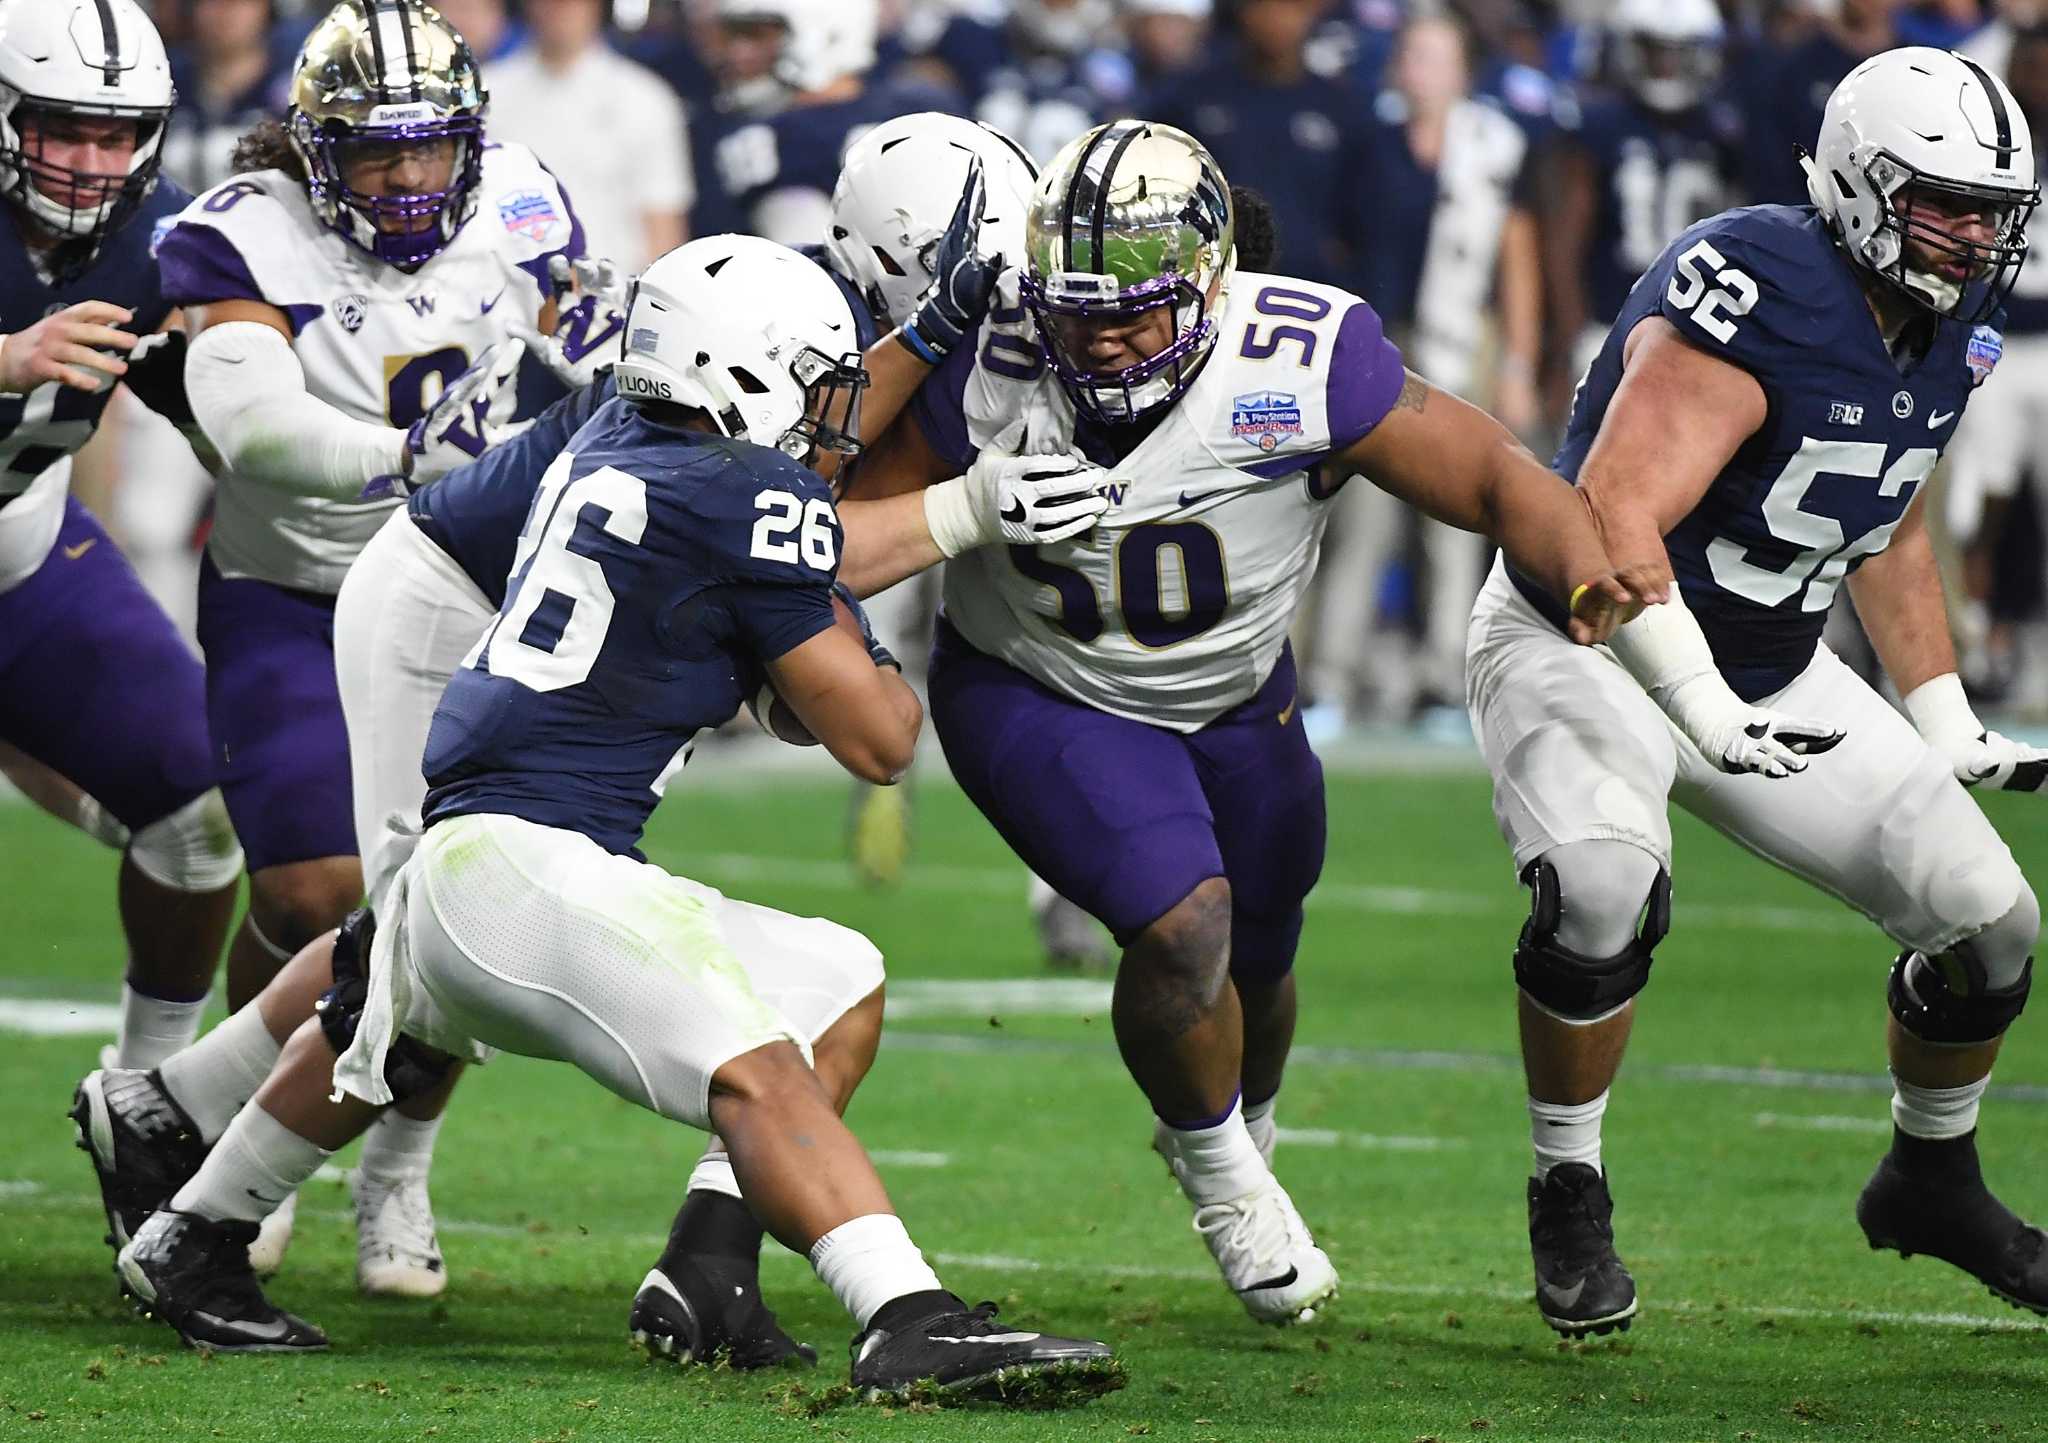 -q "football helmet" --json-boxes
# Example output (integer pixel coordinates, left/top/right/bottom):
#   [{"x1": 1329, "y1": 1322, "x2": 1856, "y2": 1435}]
[
  {"x1": 716, "y1": 0, "x2": 876, "y2": 101},
  {"x1": 285, "y1": 0, "x2": 487, "y2": 271},
  {"x1": 0, "y1": 0, "x2": 174, "y2": 254},
  {"x1": 827, "y1": 113, "x2": 1039, "y2": 329},
  {"x1": 1606, "y1": 0, "x2": 1722, "y2": 115},
  {"x1": 1020, "y1": 118, "x2": 1234, "y2": 424},
  {"x1": 1804, "y1": 46, "x2": 2039, "y2": 320},
  {"x1": 614, "y1": 235, "x2": 867, "y2": 464}
]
